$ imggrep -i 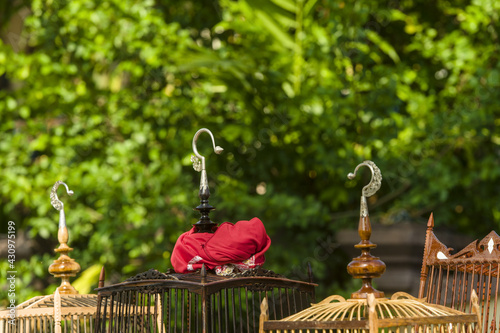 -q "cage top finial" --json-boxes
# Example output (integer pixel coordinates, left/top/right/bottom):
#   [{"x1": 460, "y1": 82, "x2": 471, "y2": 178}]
[
  {"x1": 48, "y1": 180, "x2": 81, "y2": 294},
  {"x1": 346, "y1": 161, "x2": 386, "y2": 299},
  {"x1": 191, "y1": 128, "x2": 223, "y2": 233}
]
